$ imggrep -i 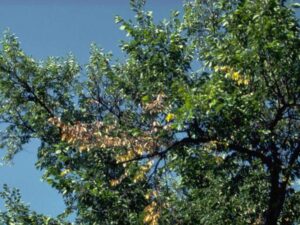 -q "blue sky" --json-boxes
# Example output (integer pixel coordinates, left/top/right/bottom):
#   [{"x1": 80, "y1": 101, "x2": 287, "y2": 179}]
[{"x1": 0, "y1": 0, "x2": 182, "y2": 218}]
